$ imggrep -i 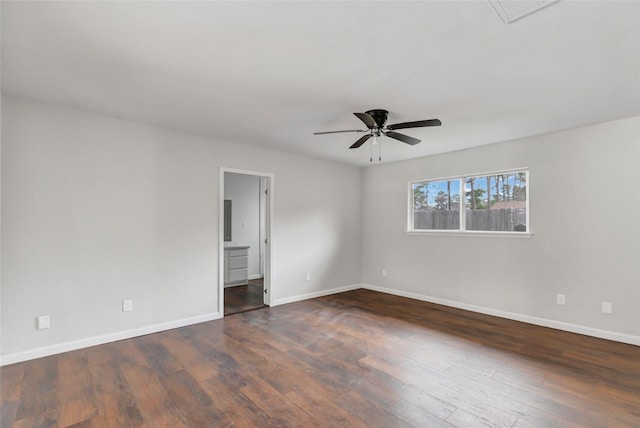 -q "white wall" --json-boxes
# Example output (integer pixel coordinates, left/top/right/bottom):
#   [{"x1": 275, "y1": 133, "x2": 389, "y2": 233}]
[
  {"x1": 1, "y1": 96, "x2": 361, "y2": 361},
  {"x1": 362, "y1": 116, "x2": 640, "y2": 339},
  {"x1": 2, "y1": 94, "x2": 638, "y2": 363},
  {"x1": 224, "y1": 172, "x2": 261, "y2": 278}
]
